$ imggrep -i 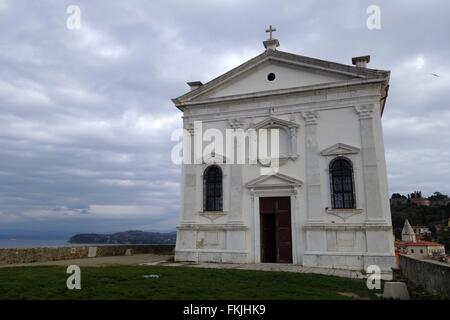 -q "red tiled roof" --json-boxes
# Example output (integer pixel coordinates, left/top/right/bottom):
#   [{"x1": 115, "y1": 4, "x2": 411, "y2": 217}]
[{"x1": 395, "y1": 240, "x2": 443, "y2": 247}]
